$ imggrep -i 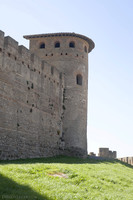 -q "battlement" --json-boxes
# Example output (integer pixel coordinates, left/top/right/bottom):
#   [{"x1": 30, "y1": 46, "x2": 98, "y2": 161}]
[
  {"x1": 118, "y1": 157, "x2": 133, "y2": 166},
  {"x1": 0, "y1": 31, "x2": 64, "y2": 83},
  {"x1": 98, "y1": 148, "x2": 117, "y2": 159},
  {"x1": 0, "y1": 30, "x2": 65, "y2": 160},
  {"x1": 0, "y1": 30, "x2": 94, "y2": 160}
]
